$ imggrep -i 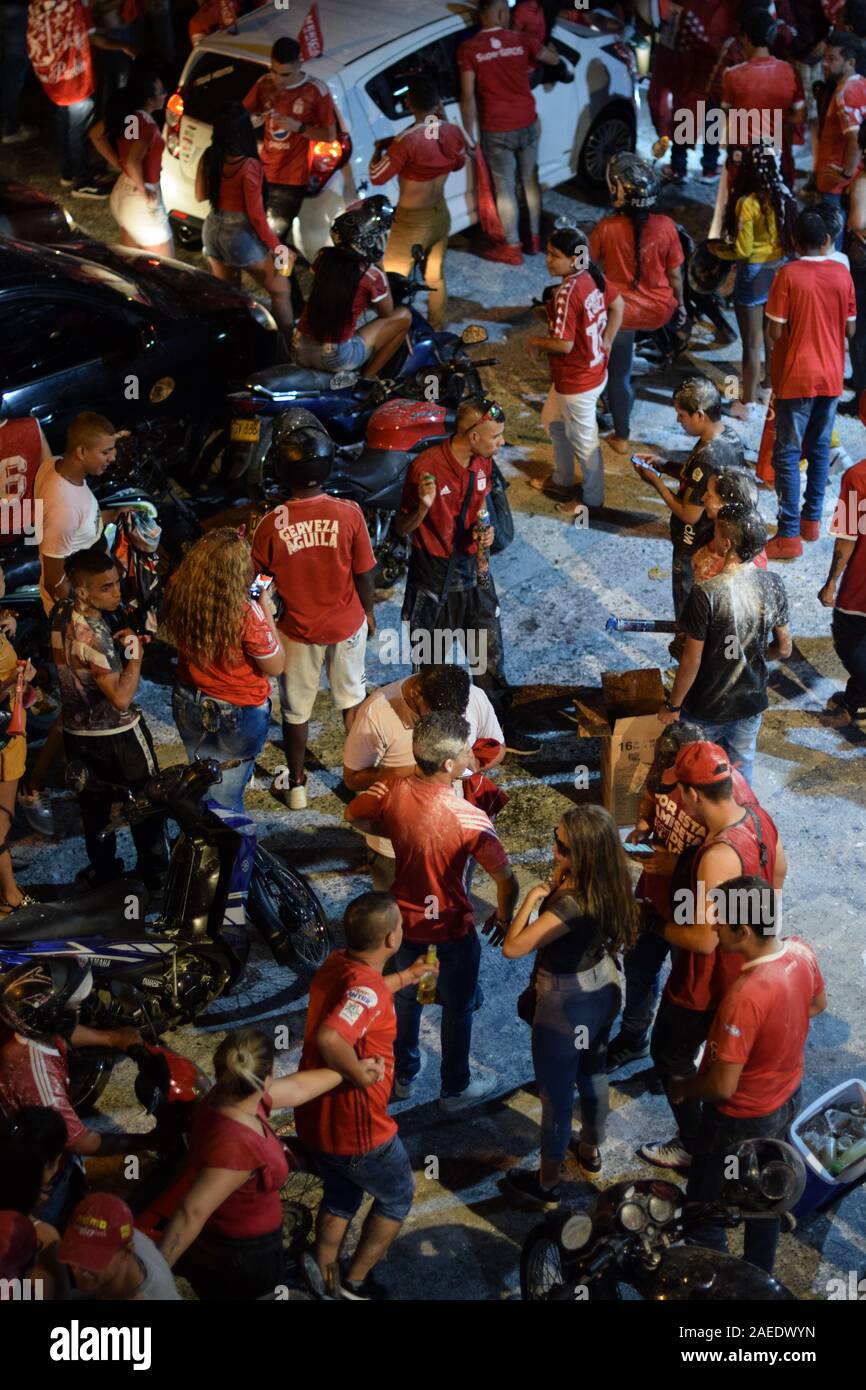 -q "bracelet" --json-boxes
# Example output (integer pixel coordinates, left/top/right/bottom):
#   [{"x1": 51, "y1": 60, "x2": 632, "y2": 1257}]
[{"x1": 664, "y1": 698, "x2": 681, "y2": 713}]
